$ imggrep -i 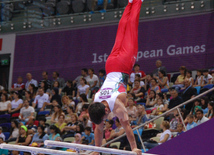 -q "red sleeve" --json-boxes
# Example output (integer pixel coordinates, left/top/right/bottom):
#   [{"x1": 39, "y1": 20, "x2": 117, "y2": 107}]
[
  {"x1": 148, "y1": 88, "x2": 151, "y2": 95},
  {"x1": 140, "y1": 71, "x2": 146, "y2": 77},
  {"x1": 12, "y1": 84, "x2": 14, "y2": 88},
  {"x1": 21, "y1": 83, "x2": 25, "y2": 89}
]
